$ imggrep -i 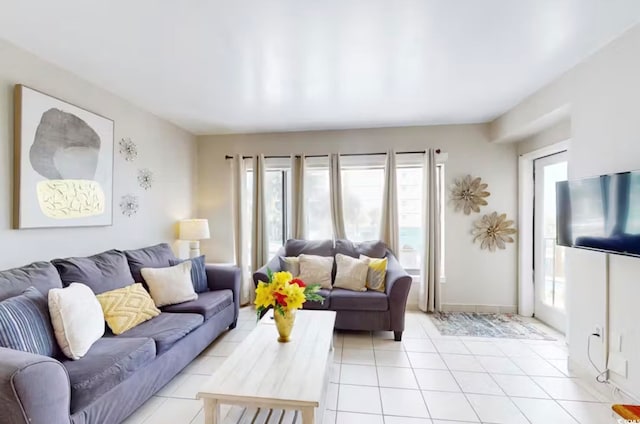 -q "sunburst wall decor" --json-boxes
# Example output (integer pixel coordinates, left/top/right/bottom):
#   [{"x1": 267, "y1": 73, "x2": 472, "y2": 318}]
[
  {"x1": 450, "y1": 175, "x2": 490, "y2": 215},
  {"x1": 472, "y1": 212, "x2": 517, "y2": 251}
]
